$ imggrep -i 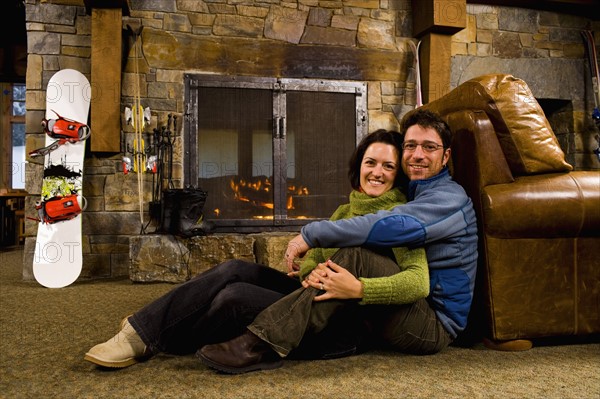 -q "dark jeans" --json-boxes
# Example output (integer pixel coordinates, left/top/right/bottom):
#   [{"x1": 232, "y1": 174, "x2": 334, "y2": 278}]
[
  {"x1": 248, "y1": 247, "x2": 452, "y2": 358},
  {"x1": 129, "y1": 259, "x2": 301, "y2": 355}
]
